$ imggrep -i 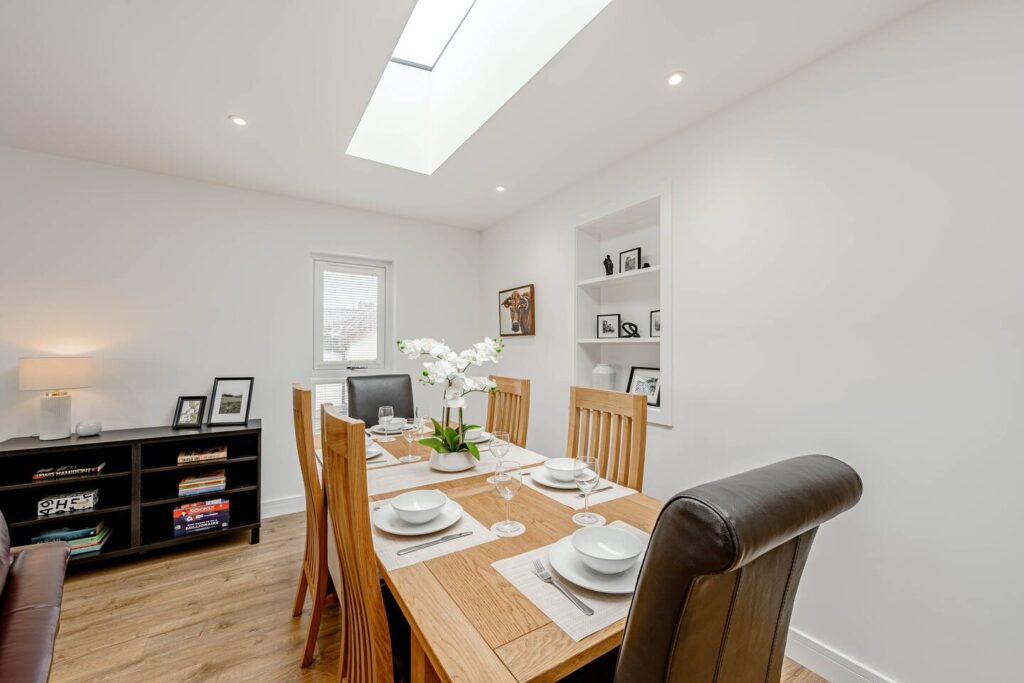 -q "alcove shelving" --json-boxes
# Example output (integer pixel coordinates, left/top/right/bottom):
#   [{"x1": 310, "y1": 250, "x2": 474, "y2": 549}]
[{"x1": 571, "y1": 192, "x2": 672, "y2": 427}]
